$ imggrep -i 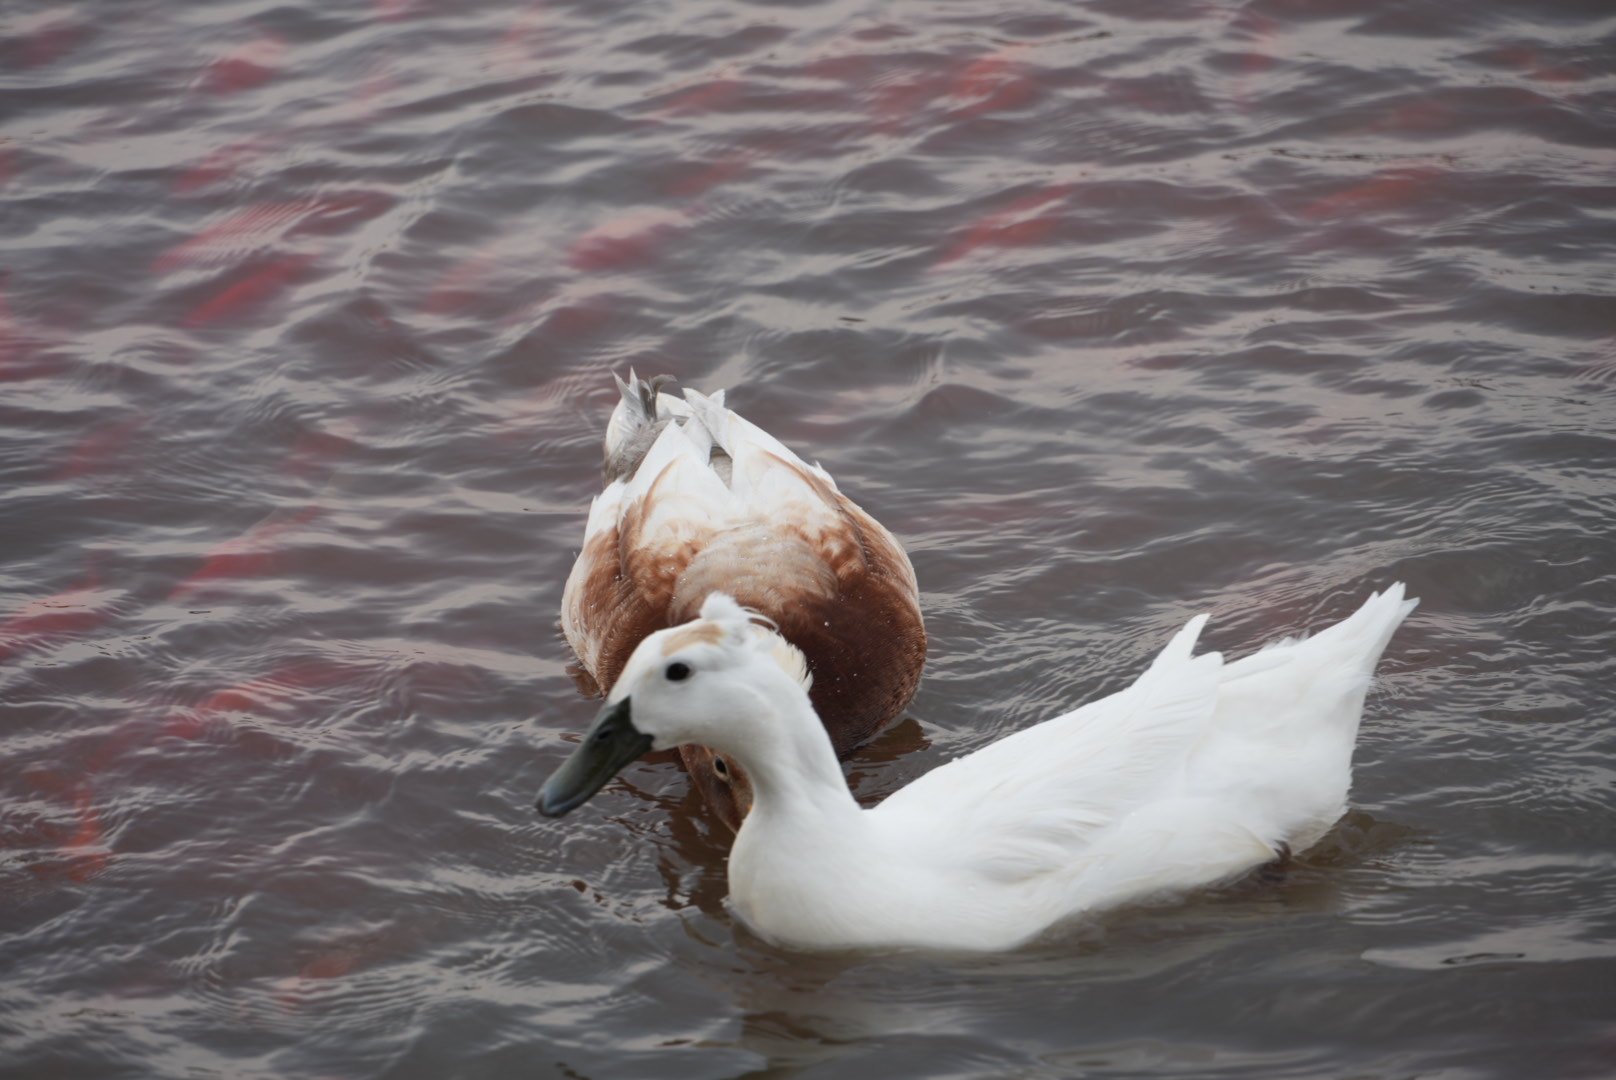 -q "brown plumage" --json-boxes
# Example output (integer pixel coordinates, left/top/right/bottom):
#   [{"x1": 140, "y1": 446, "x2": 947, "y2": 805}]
[{"x1": 561, "y1": 373, "x2": 926, "y2": 832}]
